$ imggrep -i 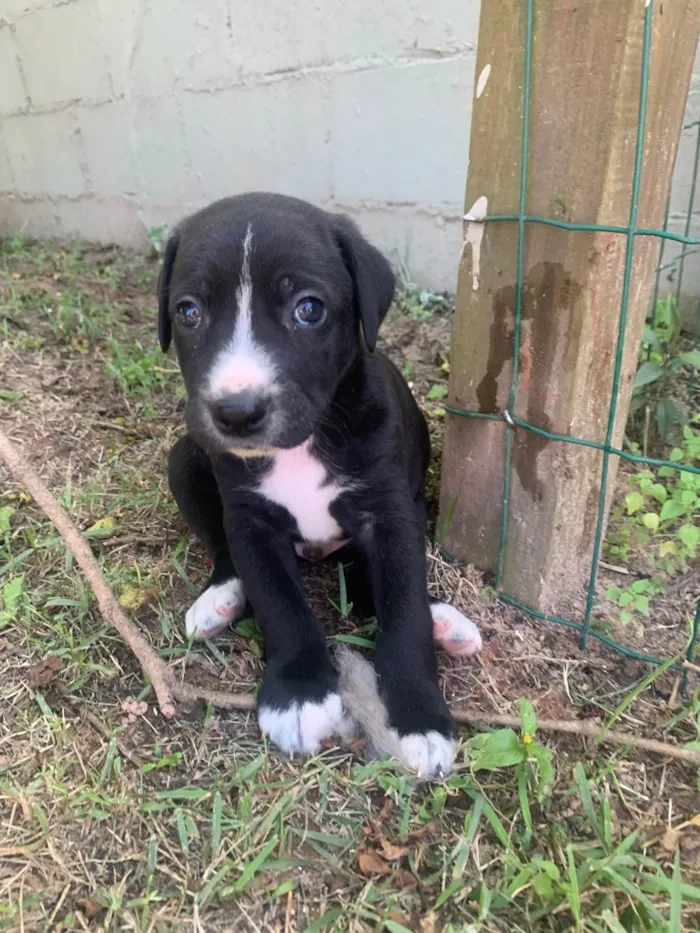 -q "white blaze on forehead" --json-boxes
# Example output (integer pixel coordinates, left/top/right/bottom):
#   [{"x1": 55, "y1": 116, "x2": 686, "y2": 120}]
[{"x1": 207, "y1": 225, "x2": 278, "y2": 397}]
